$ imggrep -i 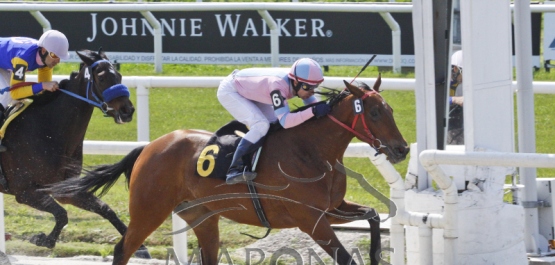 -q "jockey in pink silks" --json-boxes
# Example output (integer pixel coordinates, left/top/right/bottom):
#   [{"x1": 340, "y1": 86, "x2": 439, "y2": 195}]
[{"x1": 217, "y1": 58, "x2": 330, "y2": 184}]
